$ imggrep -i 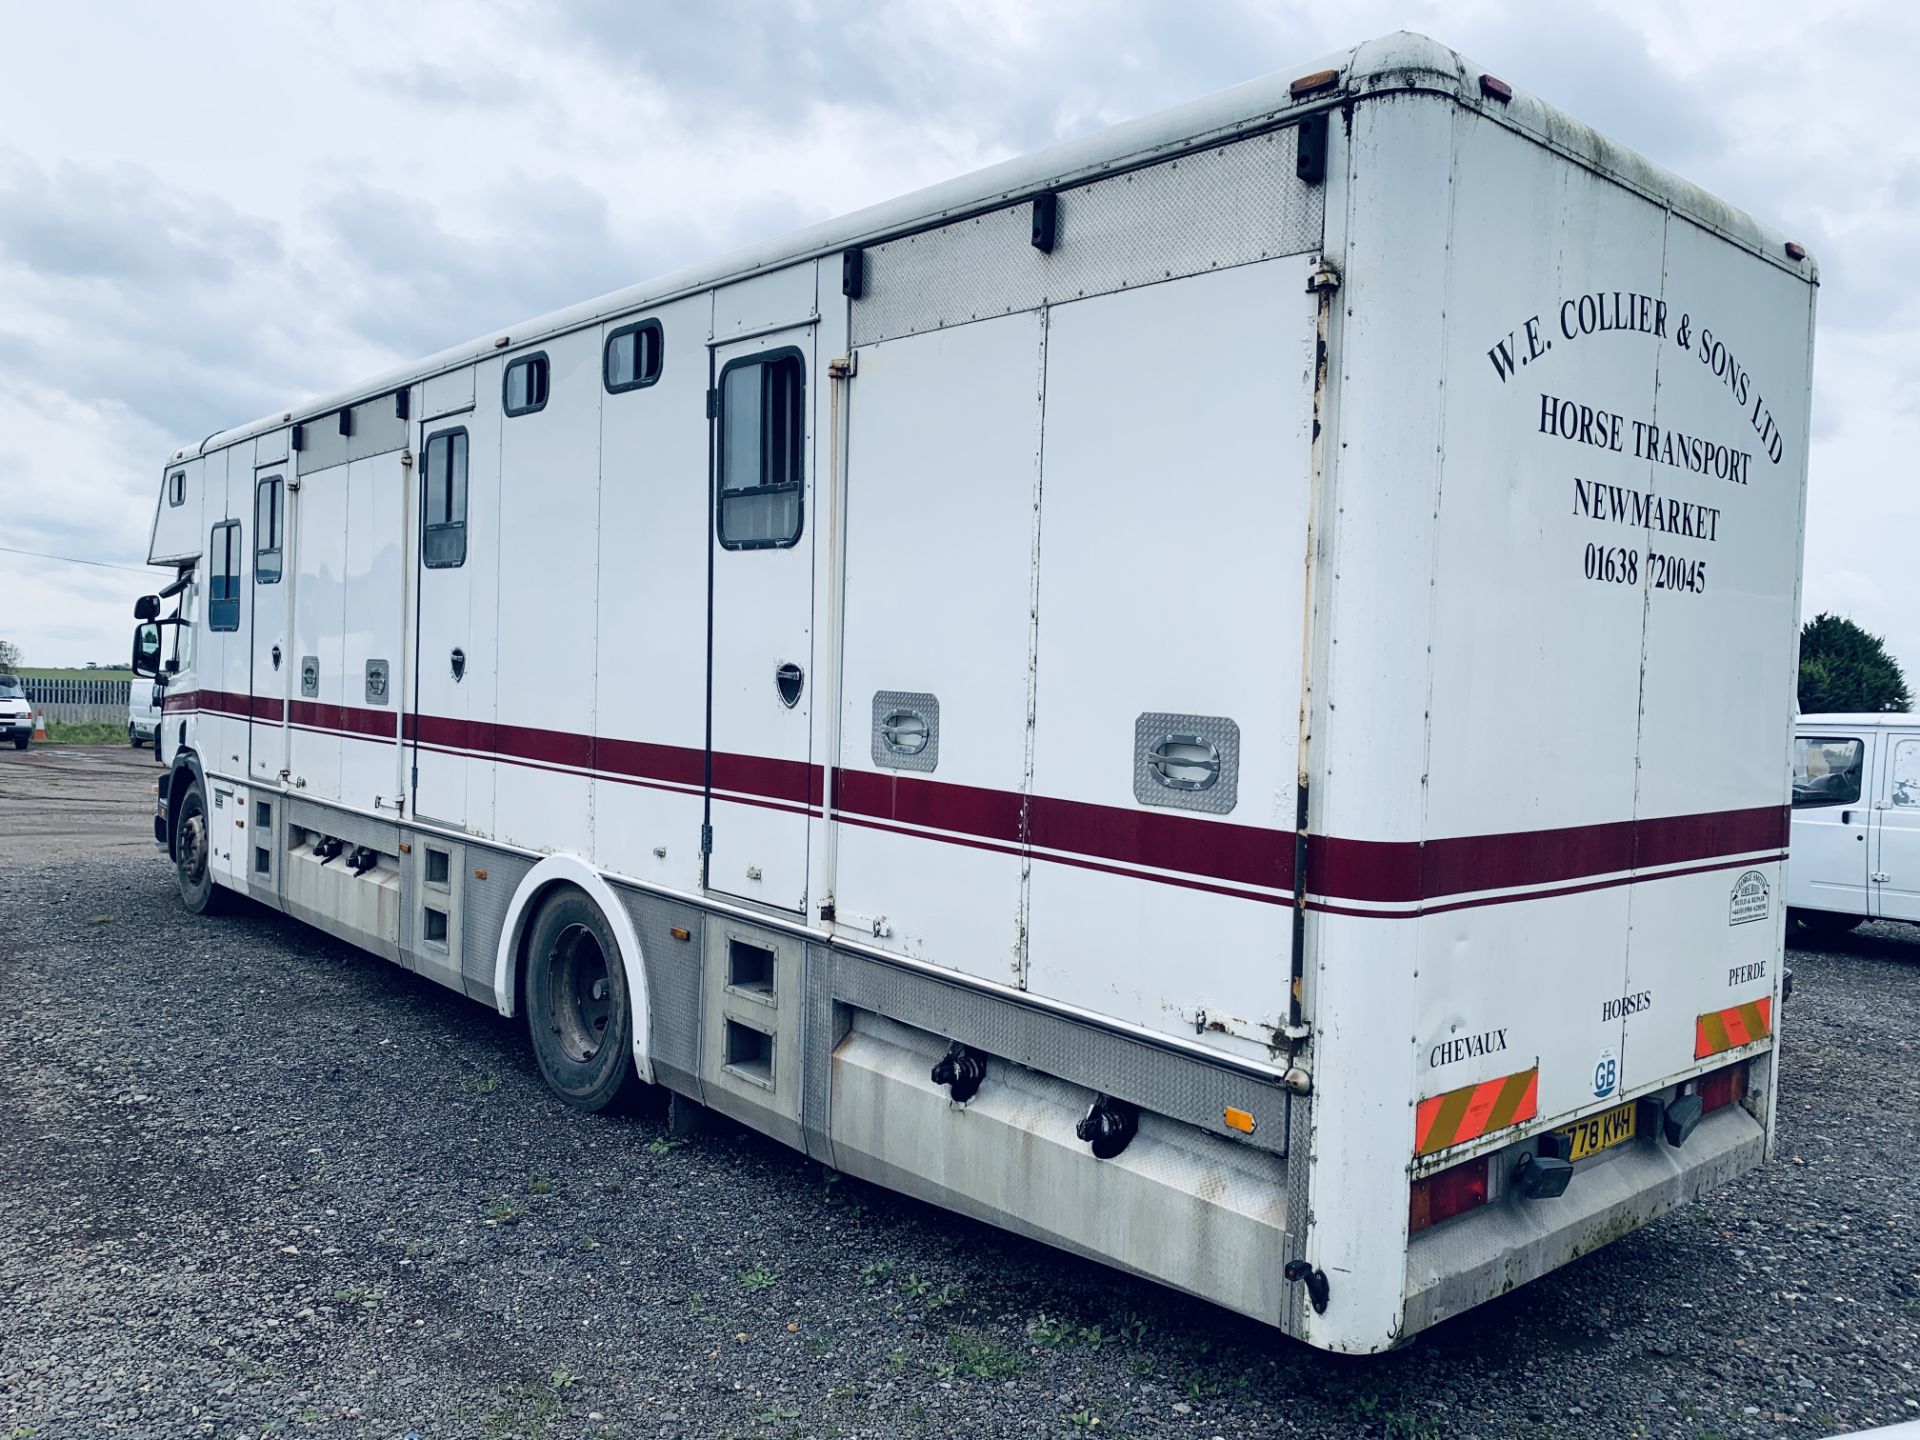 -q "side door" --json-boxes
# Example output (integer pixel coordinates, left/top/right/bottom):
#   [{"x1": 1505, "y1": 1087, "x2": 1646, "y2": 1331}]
[
  {"x1": 1872, "y1": 731, "x2": 1920, "y2": 920},
  {"x1": 410, "y1": 391, "x2": 493, "y2": 831},
  {"x1": 1788, "y1": 731, "x2": 1871, "y2": 917},
  {"x1": 249, "y1": 461, "x2": 290, "y2": 785},
  {"x1": 706, "y1": 325, "x2": 817, "y2": 909}
]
